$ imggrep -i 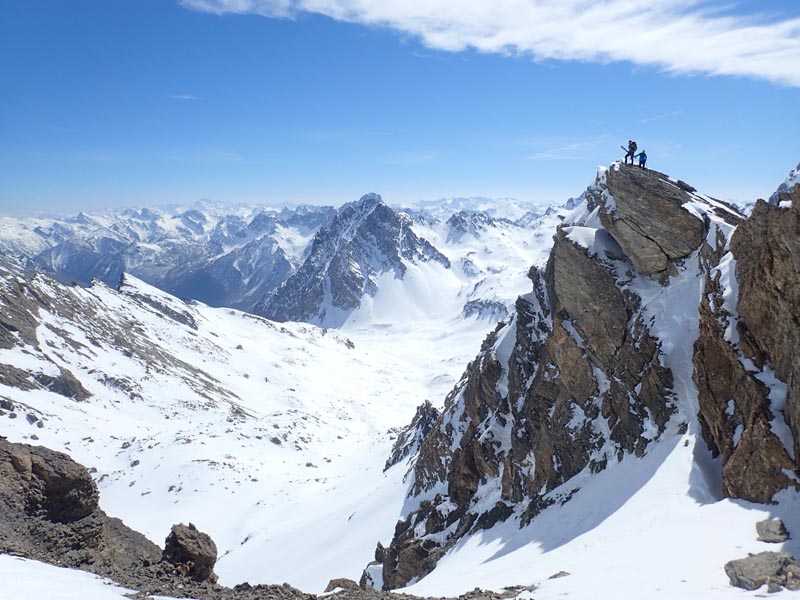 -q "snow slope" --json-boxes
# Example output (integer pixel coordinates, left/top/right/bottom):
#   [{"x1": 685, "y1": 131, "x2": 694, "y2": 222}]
[
  {"x1": 0, "y1": 556, "x2": 137, "y2": 600},
  {"x1": 0, "y1": 209, "x2": 558, "y2": 595},
  {"x1": 0, "y1": 271, "x2": 415, "y2": 591}
]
